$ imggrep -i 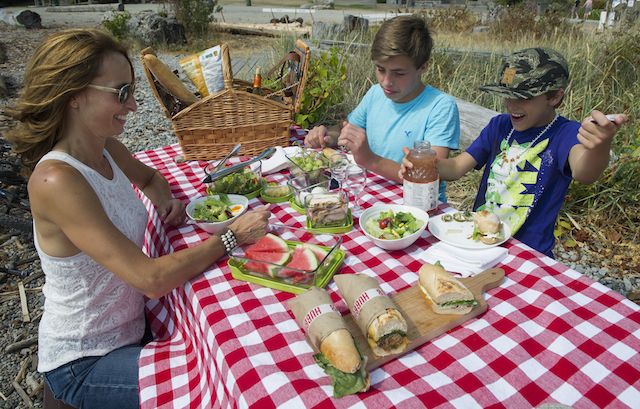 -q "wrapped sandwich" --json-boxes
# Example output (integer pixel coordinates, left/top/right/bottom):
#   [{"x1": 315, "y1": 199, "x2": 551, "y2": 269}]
[
  {"x1": 288, "y1": 287, "x2": 370, "y2": 398},
  {"x1": 334, "y1": 274, "x2": 408, "y2": 357},
  {"x1": 472, "y1": 210, "x2": 503, "y2": 244},
  {"x1": 419, "y1": 262, "x2": 478, "y2": 315}
]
